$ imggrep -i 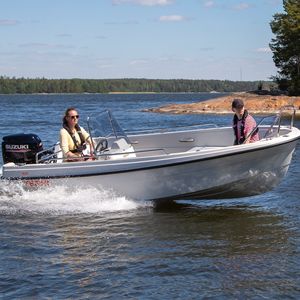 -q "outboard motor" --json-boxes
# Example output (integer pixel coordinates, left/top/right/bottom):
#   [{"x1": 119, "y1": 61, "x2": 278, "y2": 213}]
[{"x1": 2, "y1": 133, "x2": 43, "y2": 164}]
